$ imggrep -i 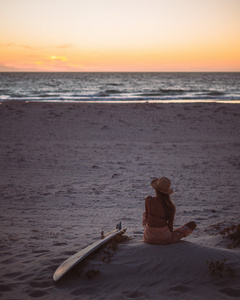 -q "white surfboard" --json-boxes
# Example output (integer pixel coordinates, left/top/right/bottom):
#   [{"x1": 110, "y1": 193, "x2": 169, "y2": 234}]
[{"x1": 53, "y1": 222, "x2": 123, "y2": 282}]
